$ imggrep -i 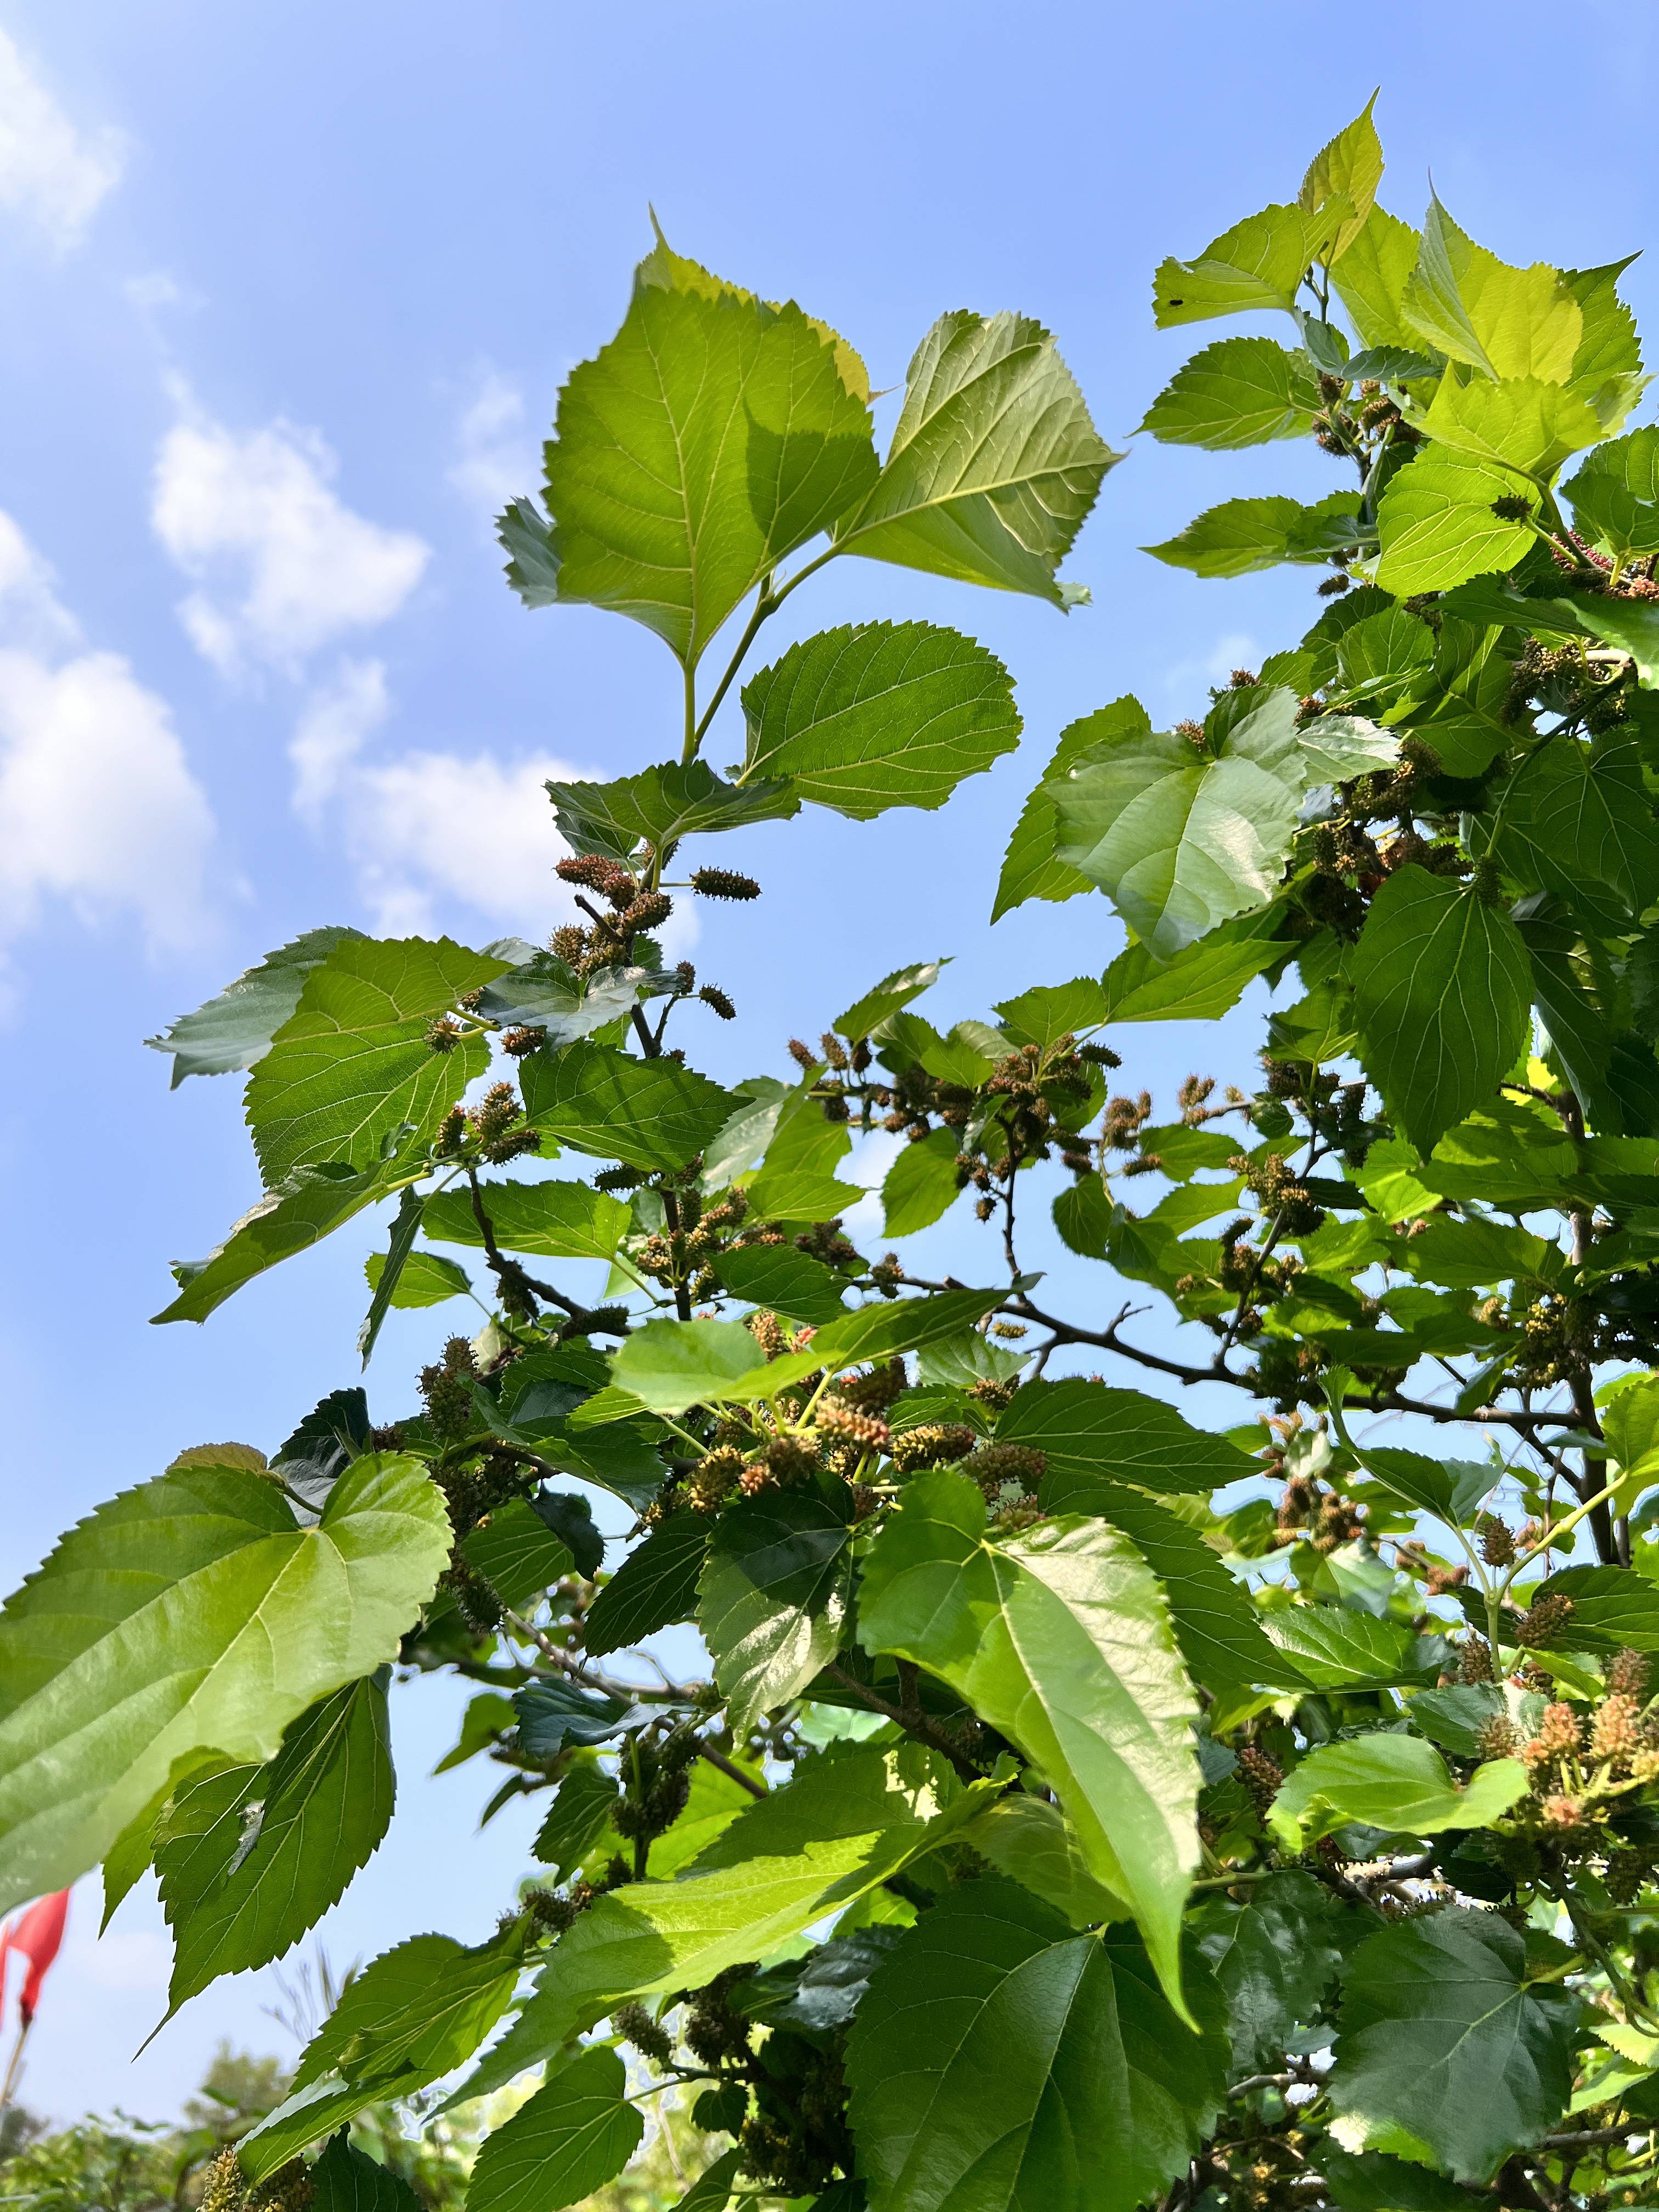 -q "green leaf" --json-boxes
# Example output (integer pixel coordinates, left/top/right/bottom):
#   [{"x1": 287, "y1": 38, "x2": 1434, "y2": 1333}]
[
  {"x1": 309, "y1": 2132, "x2": 421, "y2": 2212},
  {"x1": 144, "y1": 928, "x2": 365, "y2": 1087},
  {"x1": 473, "y1": 953, "x2": 647, "y2": 1040},
  {"x1": 836, "y1": 960, "x2": 946, "y2": 1041},
  {"x1": 532, "y1": 1759, "x2": 619, "y2": 1876},
  {"x1": 0, "y1": 1453, "x2": 448, "y2": 1913},
  {"x1": 357, "y1": 1185, "x2": 424, "y2": 1366},
  {"x1": 1145, "y1": 492, "x2": 1364, "y2": 579},
  {"x1": 1000, "y1": 1376, "x2": 1252, "y2": 1494},
  {"x1": 1140, "y1": 338, "x2": 1321, "y2": 450},
  {"x1": 432, "y1": 1690, "x2": 516, "y2": 1776},
  {"x1": 1099, "y1": 928, "x2": 1285, "y2": 1024},
  {"x1": 497, "y1": 493, "x2": 561, "y2": 607},
  {"x1": 1356, "y1": 1446, "x2": 1497, "y2": 1523},
  {"x1": 1262, "y1": 1609, "x2": 1445, "y2": 1691},
  {"x1": 543, "y1": 279, "x2": 877, "y2": 665},
  {"x1": 834, "y1": 311, "x2": 1116, "y2": 602},
  {"x1": 462, "y1": 1498, "x2": 575, "y2": 1611},
  {"x1": 1419, "y1": 375, "x2": 1603, "y2": 479},
  {"x1": 1330, "y1": 1908, "x2": 1577, "y2": 2181},
  {"x1": 1400, "y1": 197, "x2": 1582, "y2": 383},
  {"x1": 155, "y1": 1674, "x2": 394, "y2": 2012},
  {"x1": 544, "y1": 760, "x2": 798, "y2": 854},
  {"x1": 156, "y1": 1161, "x2": 420, "y2": 1326},
  {"x1": 239, "y1": 1927, "x2": 525, "y2": 2178},
  {"x1": 698, "y1": 1493, "x2": 851, "y2": 1735},
  {"x1": 423, "y1": 1178, "x2": 632, "y2": 1262},
  {"x1": 1194, "y1": 1872, "x2": 1347, "y2": 2075},
  {"x1": 1331, "y1": 206, "x2": 1423, "y2": 350},
  {"x1": 881, "y1": 1127, "x2": 962, "y2": 1238},
  {"x1": 960, "y1": 1793, "x2": 1128, "y2": 1928},
  {"x1": 453, "y1": 1747, "x2": 984, "y2": 2097},
  {"x1": 1314, "y1": 2147, "x2": 1489, "y2": 2212},
  {"x1": 1299, "y1": 95, "x2": 1383, "y2": 261},
  {"x1": 710, "y1": 1242, "x2": 849, "y2": 1322},
  {"x1": 1267, "y1": 1736, "x2": 1526, "y2": 1852},
  {"x1": 1045, "y1": 1476, "x2": 1306, "y2": 1695},
  {"x1": 857, "y1": 1471, "x2": 1201, "y2": 2012},
  {"x1": 846, "y1": 1877, "x2": 1227, "y2": 2212},
  {"x1": 1564, "y1": 426, "x2": 1659, "y2": 555},
  {"x1": 364, "y1": 1247, "x2": 471, "y2": 1310},
  {"x1": 672, "y1": 2149, "x2": 743, "y2": 2211},
  {"x1": 467, "y1": 2045, "x2": 642, "y2": 2212},
  {"x1": 1350, "y1": 867, "x2": 1532, "y2": 1151},
  {"x1": 1373, "y1": 455, "x2": 1537, "y2": 596},
  {"x1": 520, "y1": 1041, "x2": 731, "y2": 1170},
  {"x1": 246, "y1": 937, "x2": 507, "y2": 1186},
  {"x1": 994, "y1": 977, "x2": 1109, "y2": 1050},
  {"x1": 634, "y1": 217, "x2": 872, "y2": 402},
  {"x1": 1493, "y1": 736, "x2": 1659, "y2": 922},
  {"x1": 1053, "y1": 687, "x2": 1316, "y2": 957},
  {"x1": 737, "y1": 622, "x2": 1020, "y2": 818},
  {"x1": 741, "y1": 1167, "x2": 866, "y2": 1222},
  {"x1": 585, "y1": 1516, "x2": 710, "y2": 1657},
  {"x1": 1154, "y1": 202, "x2": 1352, "y2": 326},
  {"x1": 991, "y1": 706, "x2": 1137, "y2": 921}
]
